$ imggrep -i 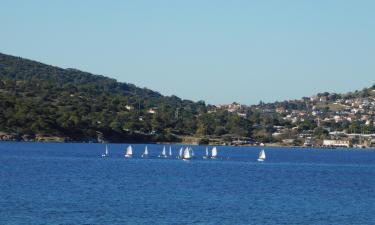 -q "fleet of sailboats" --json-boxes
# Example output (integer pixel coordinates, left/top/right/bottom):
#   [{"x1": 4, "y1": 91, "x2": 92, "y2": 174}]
[{"x1": 102, "y1": 145, "x2": 266, "y2": 162}]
